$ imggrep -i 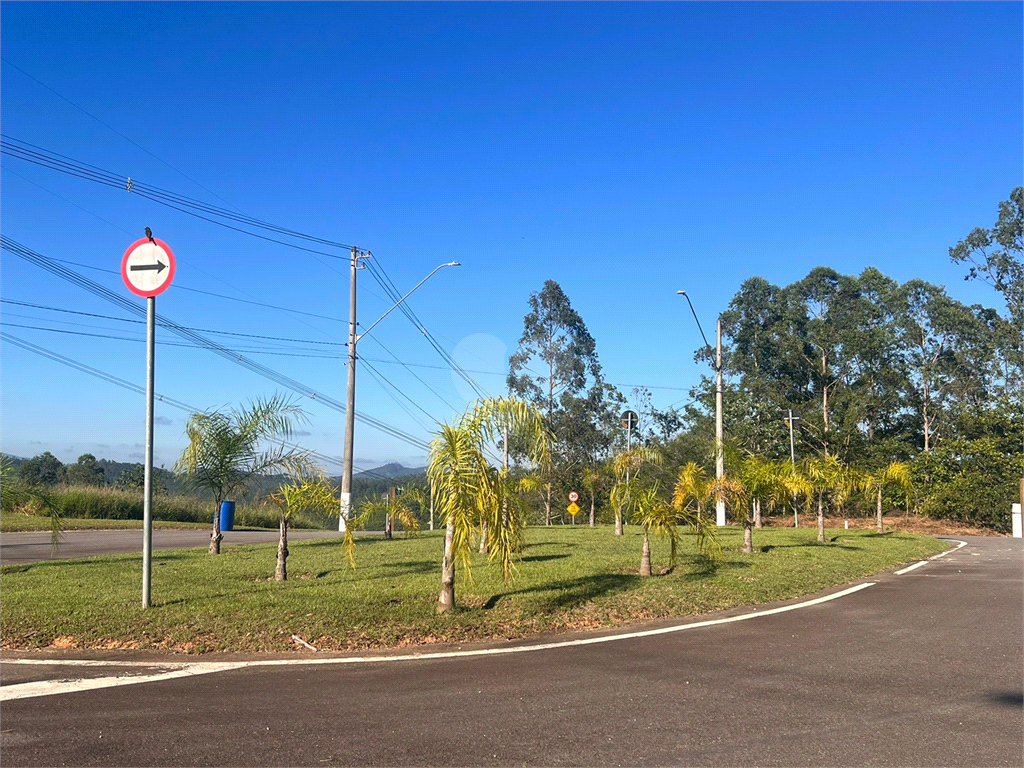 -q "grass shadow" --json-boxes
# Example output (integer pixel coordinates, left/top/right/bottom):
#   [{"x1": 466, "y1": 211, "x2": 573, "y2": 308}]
[
  {"x1": 483, "y1": 572, "x2": 639, "y2": 611},
  {"x1": 521, "y1": 554, "x2": 570, "y2": 563}
]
